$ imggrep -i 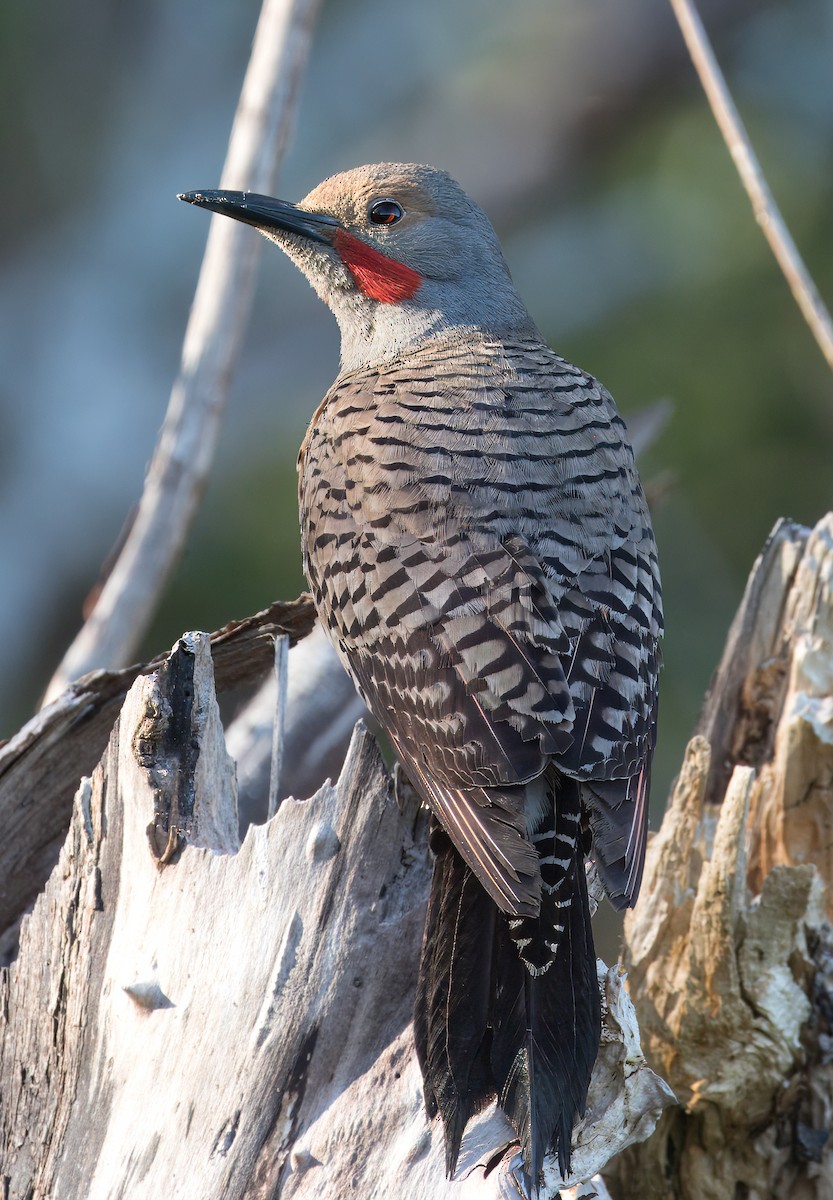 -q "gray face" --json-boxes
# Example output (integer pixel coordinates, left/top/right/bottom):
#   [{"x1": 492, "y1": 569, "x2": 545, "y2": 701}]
[
  {"x1": 288, "y1": 163, "x2": 540, "y2": 370},
  {"x1": 182, "y1": 163, "x2": 540, "y2": 372}
]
